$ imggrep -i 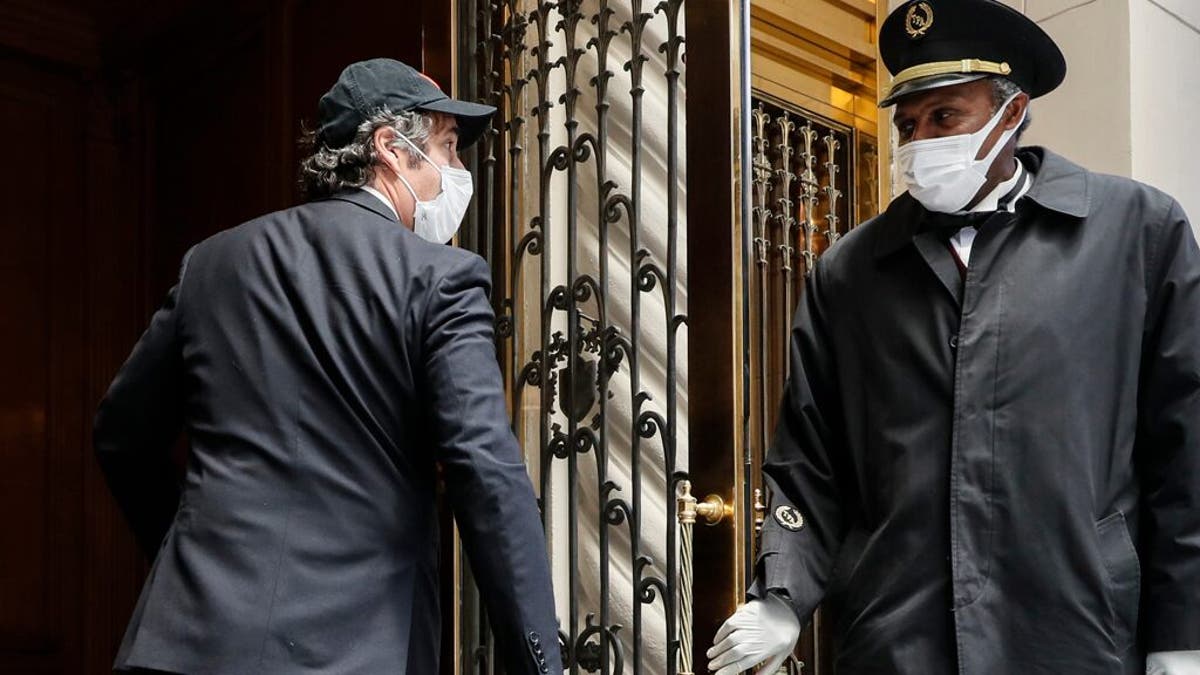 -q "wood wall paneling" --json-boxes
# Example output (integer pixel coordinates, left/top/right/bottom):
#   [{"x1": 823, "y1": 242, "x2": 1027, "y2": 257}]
[
  {"x1": 0, "y1": 53, "x2": 87, "y2": 674},
  {"x1": 0, "y1": 1, "x2": 441, "y2": 672},
  {"x1": 291, "y1": 0, "x2": 426, "y2": 192},
  {"x1": 82, "y1": 72, "x2": 154, "y2": 675}
]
